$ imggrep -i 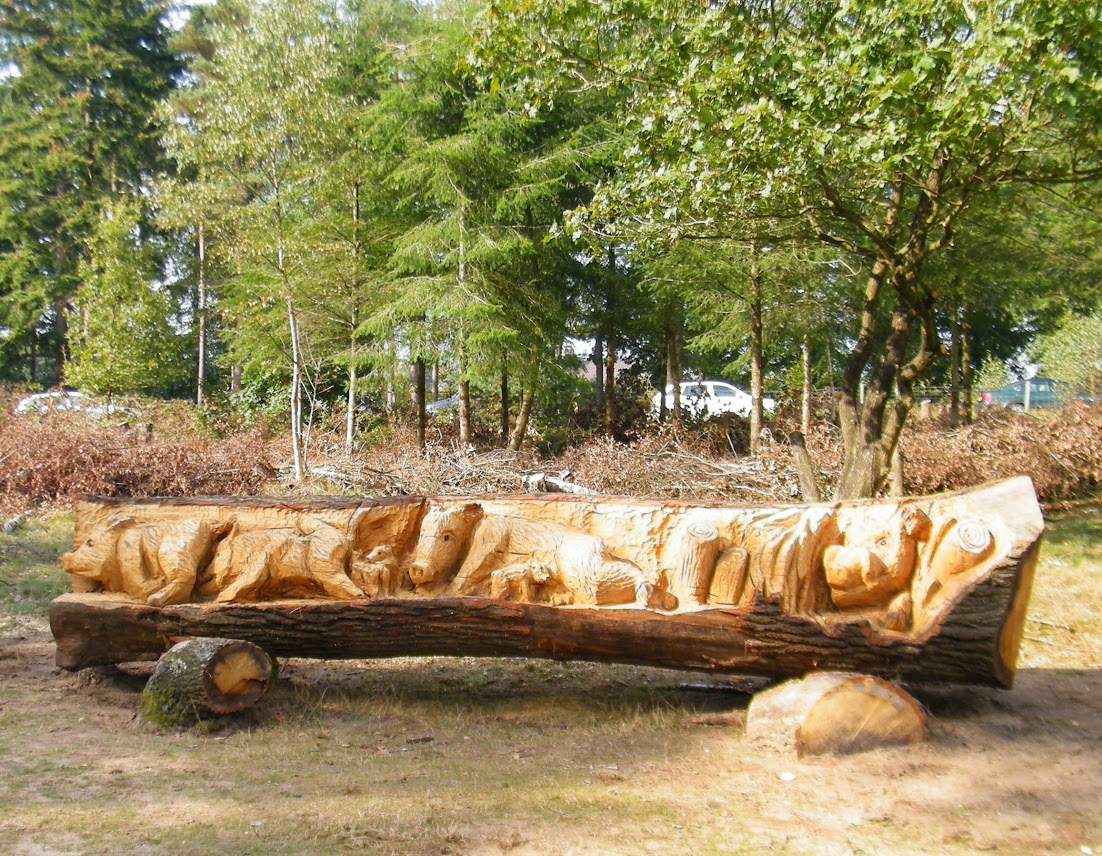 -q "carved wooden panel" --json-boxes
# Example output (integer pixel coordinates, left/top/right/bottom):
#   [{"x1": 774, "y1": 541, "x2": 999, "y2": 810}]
[{"x1": 53, "y1": 477, "x2": 1043, "y2": 686}]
